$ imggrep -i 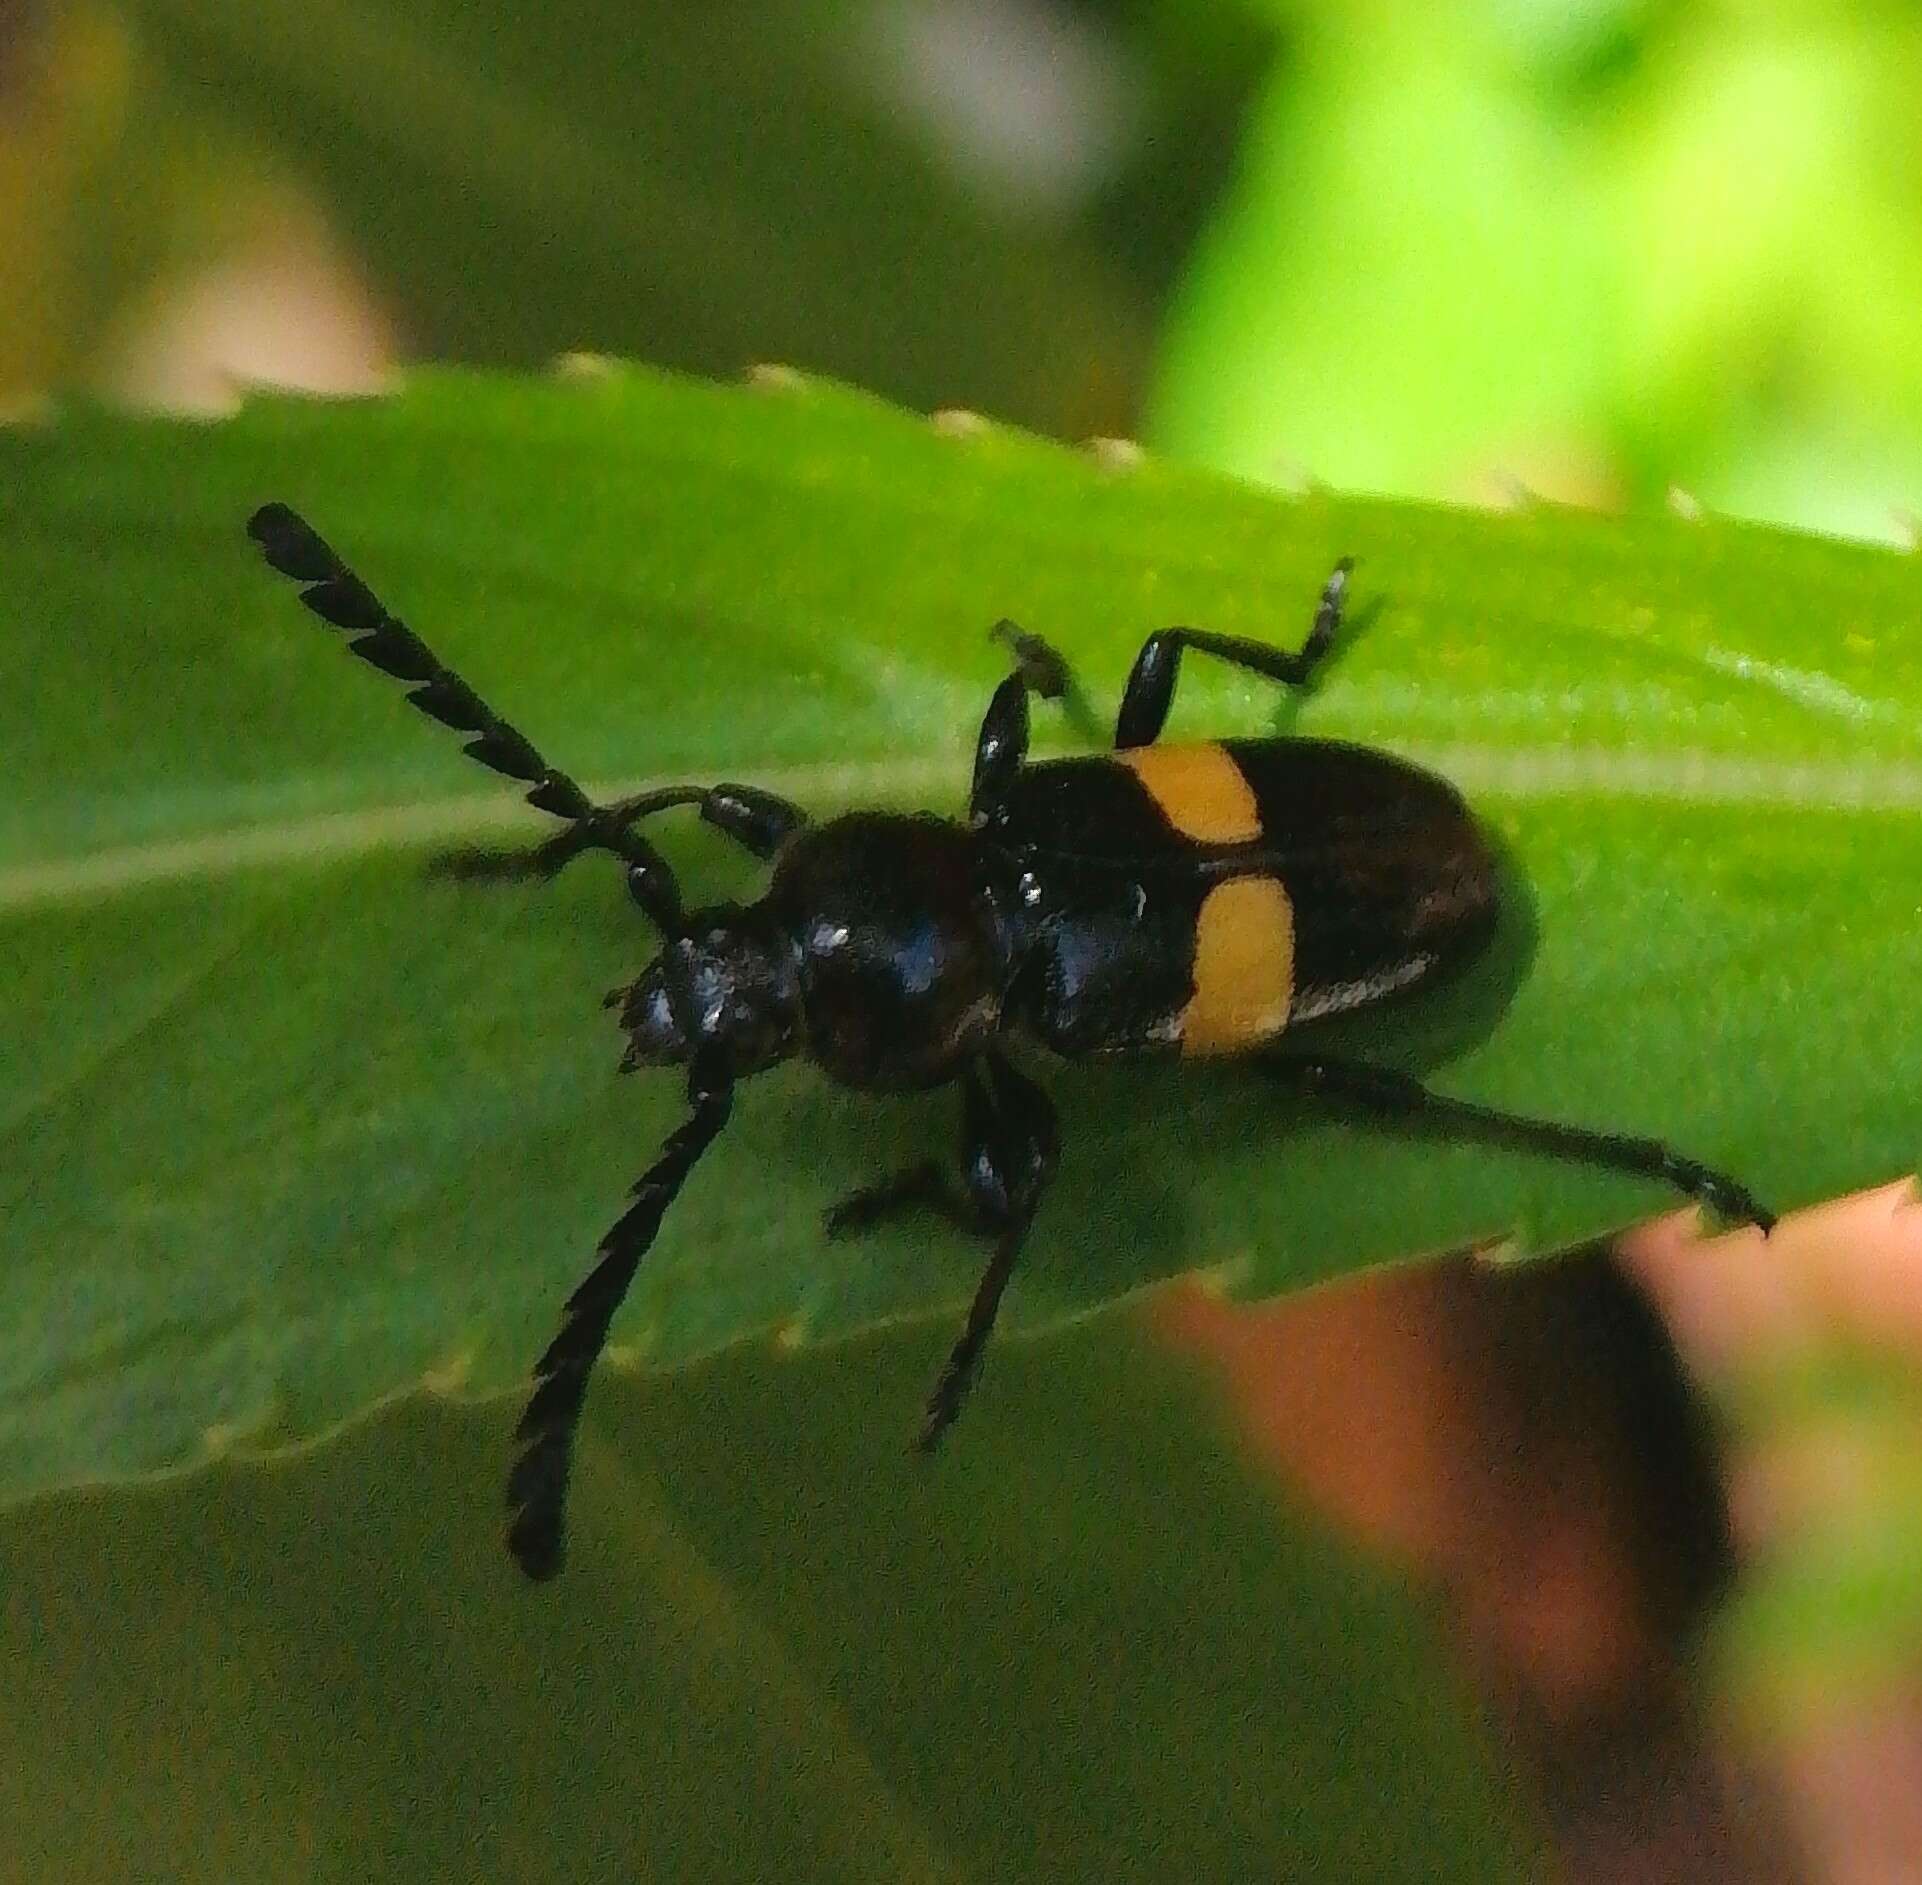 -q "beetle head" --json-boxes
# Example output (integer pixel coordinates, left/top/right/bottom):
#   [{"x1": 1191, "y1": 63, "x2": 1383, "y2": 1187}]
[{"x1": 614, "y1": 906, "x2": 801, "y2": 1076}]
